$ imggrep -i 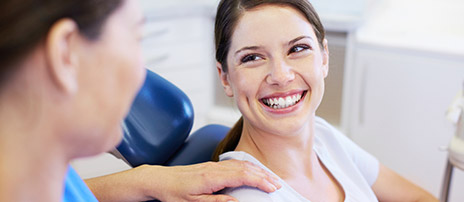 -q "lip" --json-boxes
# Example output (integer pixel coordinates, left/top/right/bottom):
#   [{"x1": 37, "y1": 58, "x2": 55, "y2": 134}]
[
  {"x1": 260, "y1": 90, "x2": 308, "y2": 114},
  {"x1": 260, "y1": 90, "x2": 306, "y2": 100}
]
